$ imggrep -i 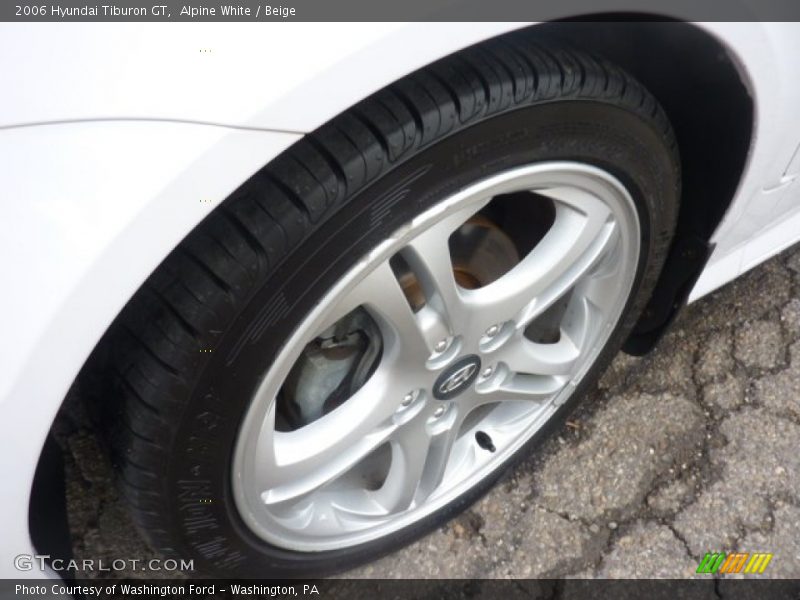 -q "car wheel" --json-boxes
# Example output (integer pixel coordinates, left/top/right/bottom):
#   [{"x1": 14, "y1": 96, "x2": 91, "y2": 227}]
[{"x1": 91, "y1": 36, "x2": 679, "y2": 576}]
